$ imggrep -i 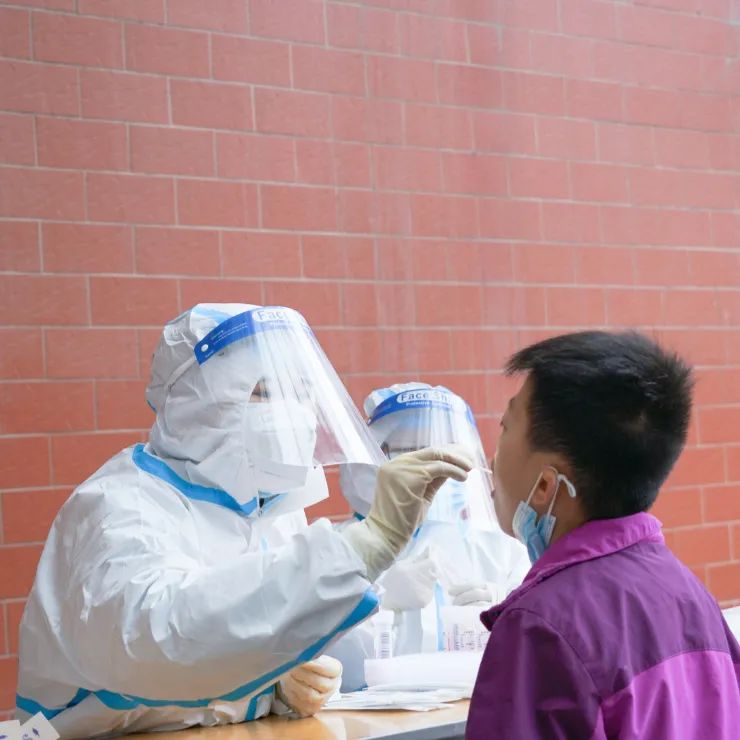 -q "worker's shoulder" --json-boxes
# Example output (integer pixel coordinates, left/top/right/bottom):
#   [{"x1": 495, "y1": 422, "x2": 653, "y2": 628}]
[
  {"x1": 64, "y1": 445, "x2": 182, "y2": 520},
  {"x1": 71, "y1": 444, "x2": 140, "y2": 491}
]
